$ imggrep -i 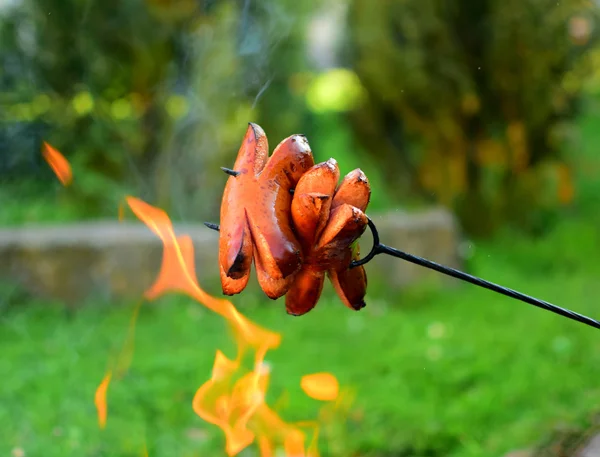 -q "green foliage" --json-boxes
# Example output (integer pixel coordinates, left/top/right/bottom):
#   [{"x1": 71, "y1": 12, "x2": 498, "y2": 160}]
[
  {"x1": 346, "y1": 0, "x2": 599, "y2": 236},
  {"x1": 0, "y1": 0, "x2": 319, "y2": 221}
]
